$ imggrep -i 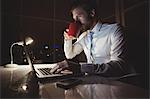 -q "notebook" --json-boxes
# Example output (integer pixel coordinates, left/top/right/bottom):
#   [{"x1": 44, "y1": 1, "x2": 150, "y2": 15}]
[{"x1": 24, "y1": 45, "x2": 73, "y2": 80}]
